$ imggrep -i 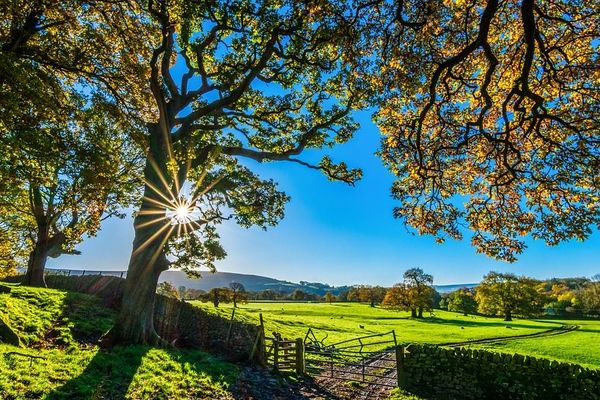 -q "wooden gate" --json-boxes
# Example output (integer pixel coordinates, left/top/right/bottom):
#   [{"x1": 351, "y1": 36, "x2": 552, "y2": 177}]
[
  {"x1": 303, "y1": 329, "x2": 400, "y2": 387},
  {"x1": 264, "y1": 334, "x2": 305, "y2": 374}
]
